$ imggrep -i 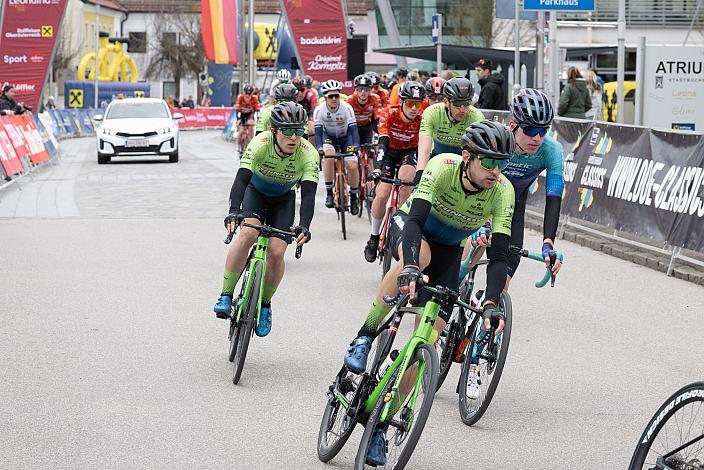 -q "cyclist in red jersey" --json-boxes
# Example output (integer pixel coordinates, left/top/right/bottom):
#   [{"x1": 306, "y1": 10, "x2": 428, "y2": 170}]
[
  {"x1": 367, "y1": 71, "x2": 389, "y2": 108},
  {"x1": 363, "y1": 81, "x2": 426, "y2": 262},
  {"x1": 422, "y1": 77, "x2": 446, "y2": 110},
  {"x1": 292, "y1": 77, "x2": 317, "y2": 146},
  {"x1": 235, "y1": 84, "x2": 260, "y2": 153},
  {"x1": 347, "y1": 74, "x2": 381, "y2": 147}
]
